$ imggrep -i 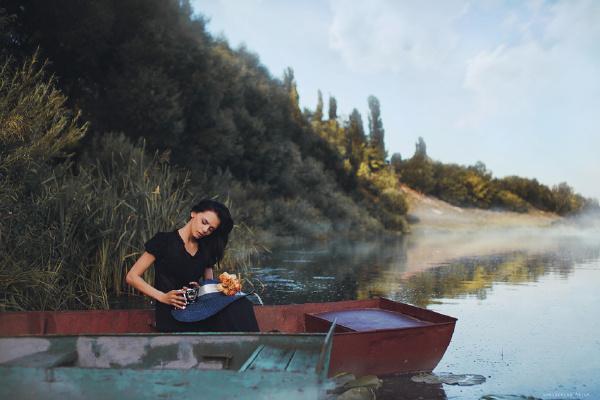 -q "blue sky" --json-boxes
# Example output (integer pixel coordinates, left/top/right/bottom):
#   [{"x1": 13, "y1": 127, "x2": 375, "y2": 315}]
[{"x1": 191, "y1": 0, "x2": 600, "y2": 201}]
